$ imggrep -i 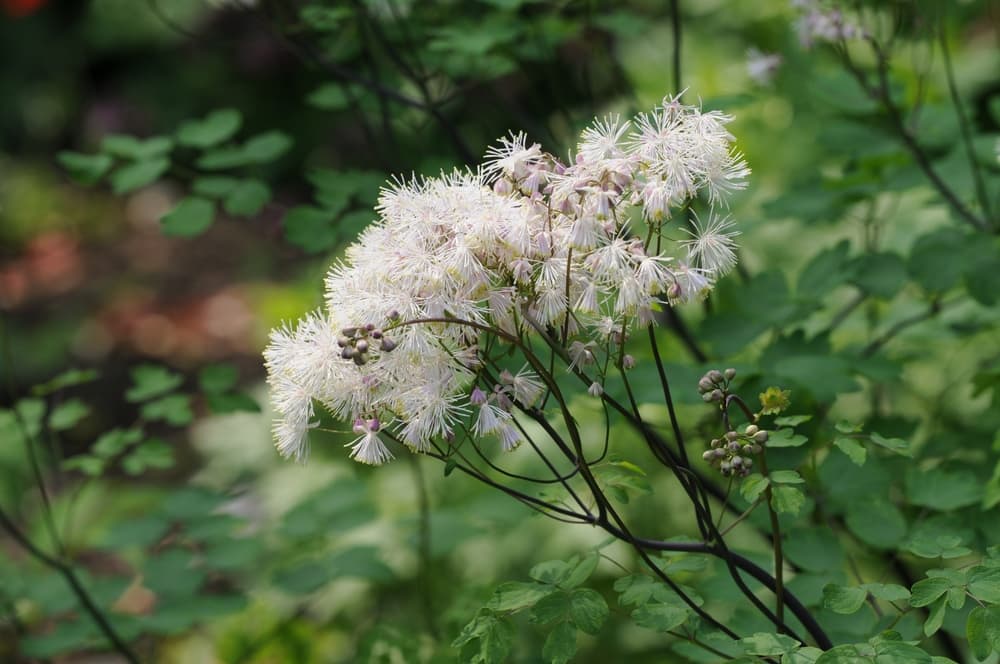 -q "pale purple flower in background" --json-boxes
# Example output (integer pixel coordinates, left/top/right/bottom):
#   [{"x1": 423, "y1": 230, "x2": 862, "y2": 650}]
[{"x1": 746, "y1": 48, "x2": 783, "y2": 85}]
